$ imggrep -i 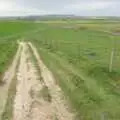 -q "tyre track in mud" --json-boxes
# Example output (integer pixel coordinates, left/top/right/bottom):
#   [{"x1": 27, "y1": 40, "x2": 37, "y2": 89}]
[
  {"x1": 13, "y1": 42, "x2": 54, "y2": 120},
  {"x1": 28, "y1": 42, "x2": 74, "y2": 120},
  {"x1": 0, "y1": 42, "x2": 22, "y2": 120},
  {"x1": 10, "y1": 42, "x2": 74, "y2": 120}
]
